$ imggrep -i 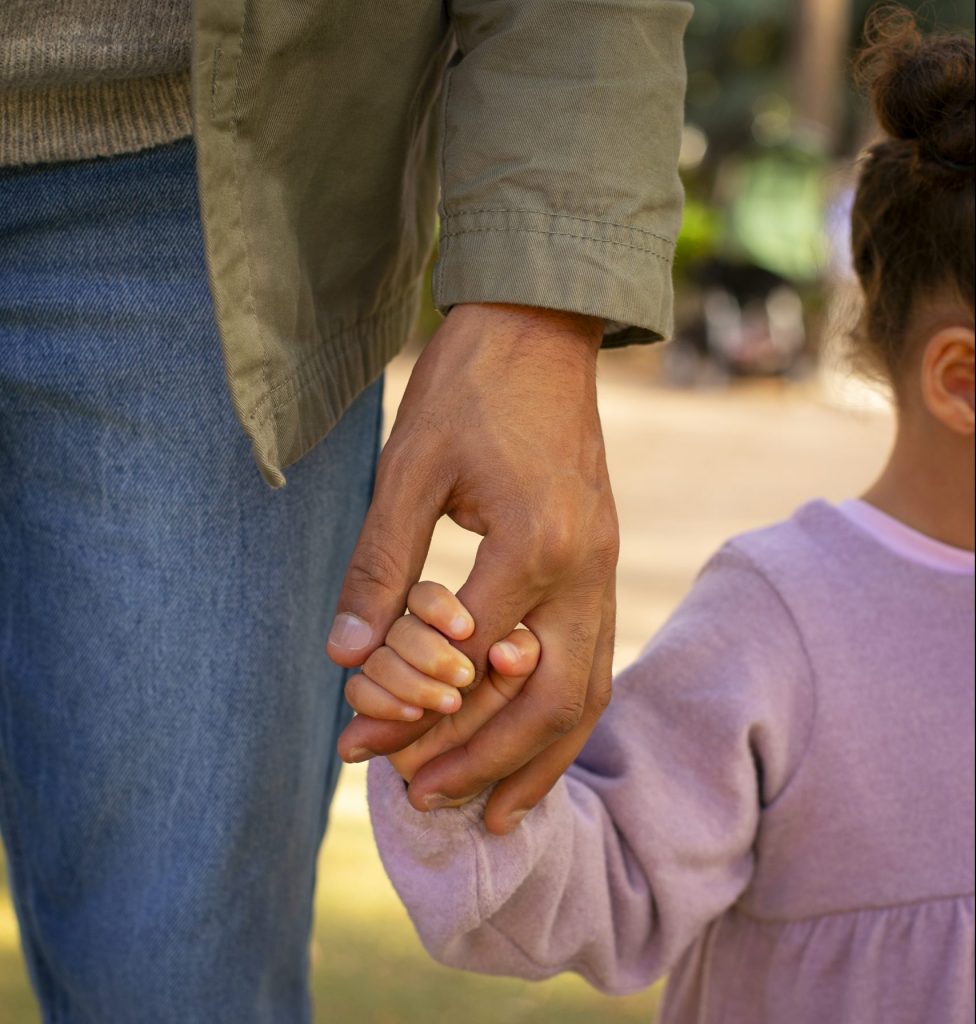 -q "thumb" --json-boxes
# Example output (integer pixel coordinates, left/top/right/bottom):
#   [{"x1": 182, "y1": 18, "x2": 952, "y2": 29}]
[
  {"x1": 487, "y1": 628, "x2": 541, "y2": 699},
  {"x1": 327, "y1": 451, "x2": 444, "y2": 667}
]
